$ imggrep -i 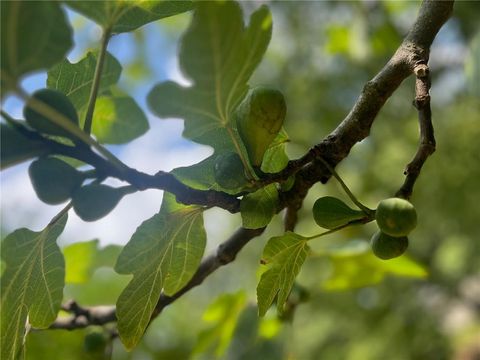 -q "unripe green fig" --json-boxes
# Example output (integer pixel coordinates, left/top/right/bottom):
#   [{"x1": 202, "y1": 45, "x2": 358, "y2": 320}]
[
  {"x1": 370, "y1": 230, "x2": 408, "y2": 260},
  {"x1": 375, "y1": 198, "x2": 417, "y2": 237},
  {"x1": 72, "y1": 184, "x2": 128, "y2": 222},
  {"x1": 236, "y1": 86, "x2": 286, "y2": 167},
  {"x1": 213, "y1": 152, "x2": 248, "y2": 189},
  {"x1": 84, "y1": 331, "x2": 107, "y2": 353},
  {"x1": 313, "y1": 196, "x2": 365, "y2": 229},
  {"x1": 24, "y1": 88, "x2": 79, "y2": 137},
  {"x1": 29, "y1": 157, "x2": 84, "y2": 204}
]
